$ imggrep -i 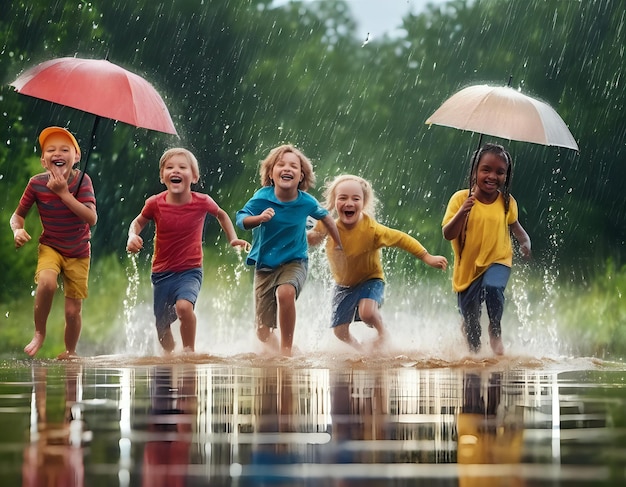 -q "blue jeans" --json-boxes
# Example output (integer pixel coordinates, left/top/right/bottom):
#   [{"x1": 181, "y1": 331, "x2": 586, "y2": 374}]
[{"x1": 457, "y1": 264, "x2": 511, "y2": 352}]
